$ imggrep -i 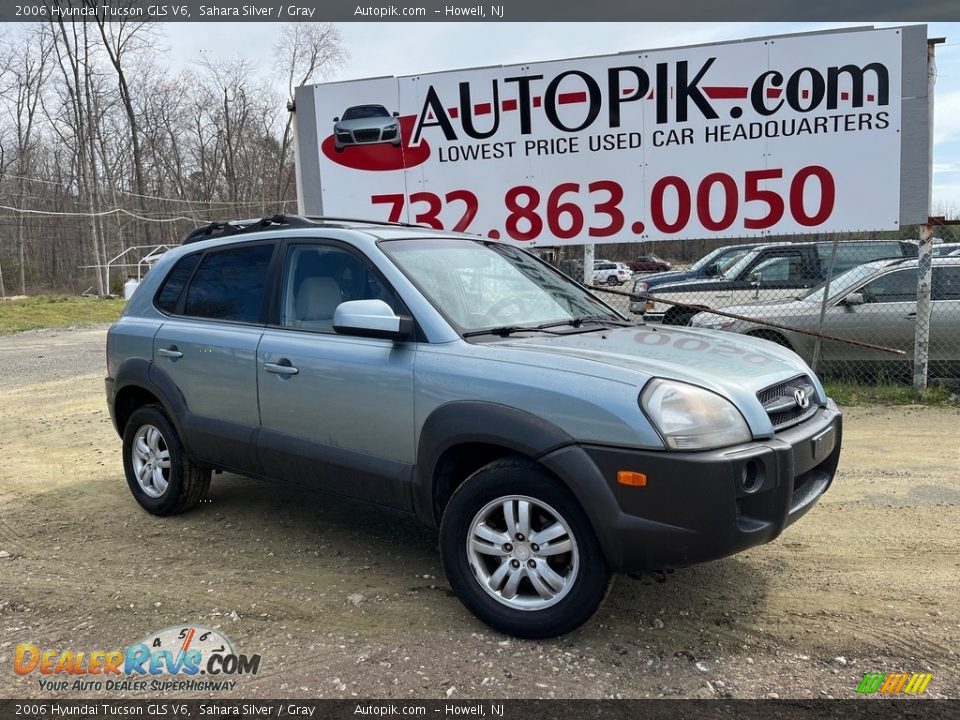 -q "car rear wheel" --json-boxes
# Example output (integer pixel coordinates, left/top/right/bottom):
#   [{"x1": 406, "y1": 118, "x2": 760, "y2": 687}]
[
  {"x1": 607, "y1": 276, "x2": 621, "y2": 285},
  {"x1": 440, "y1": 458, "x2": 610, "y2": 638},
  {"x1": 122, "y1": 405, "x2": 210, "y2": 516}
]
